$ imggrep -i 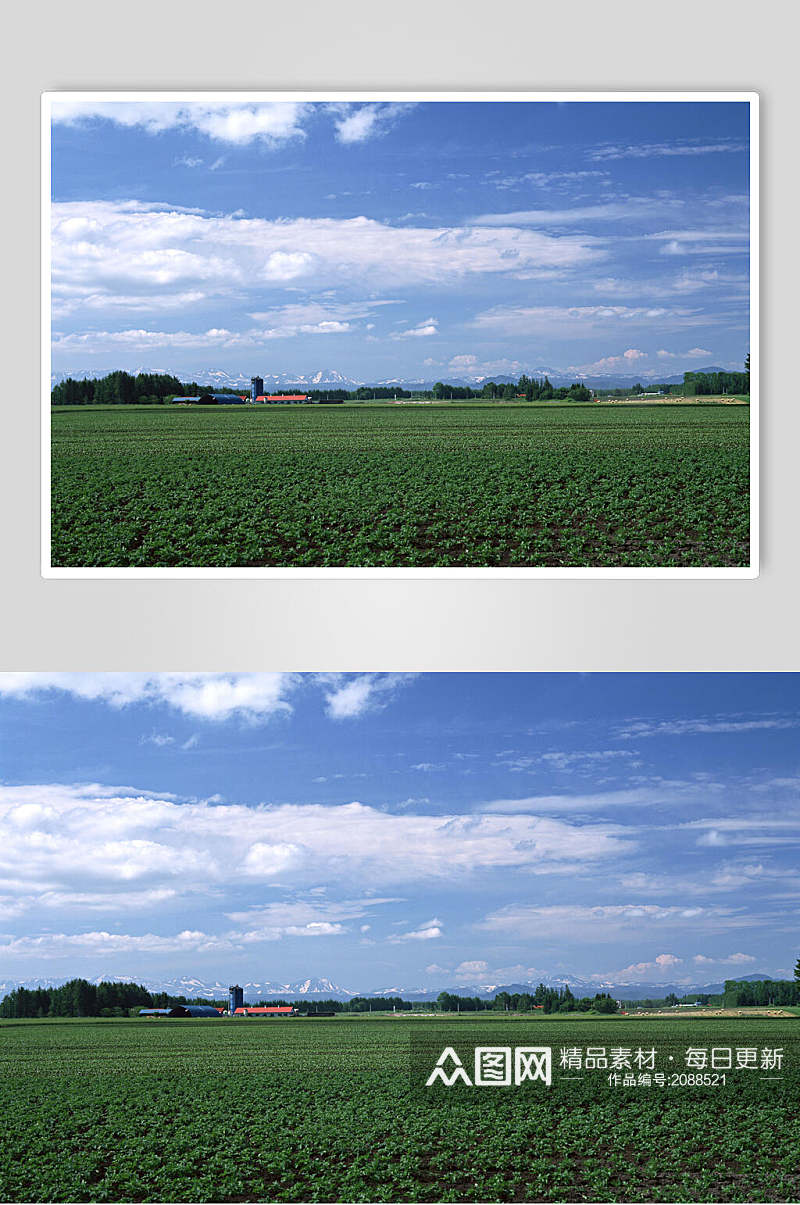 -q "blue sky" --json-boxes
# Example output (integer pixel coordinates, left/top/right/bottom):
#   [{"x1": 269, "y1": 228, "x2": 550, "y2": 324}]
[
  {"x1": 50, "y1": 98, "x2": 751, "y2": 382},
  {"x1": 0, "y1": 672, "x2": 796, "y2": 990}
]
